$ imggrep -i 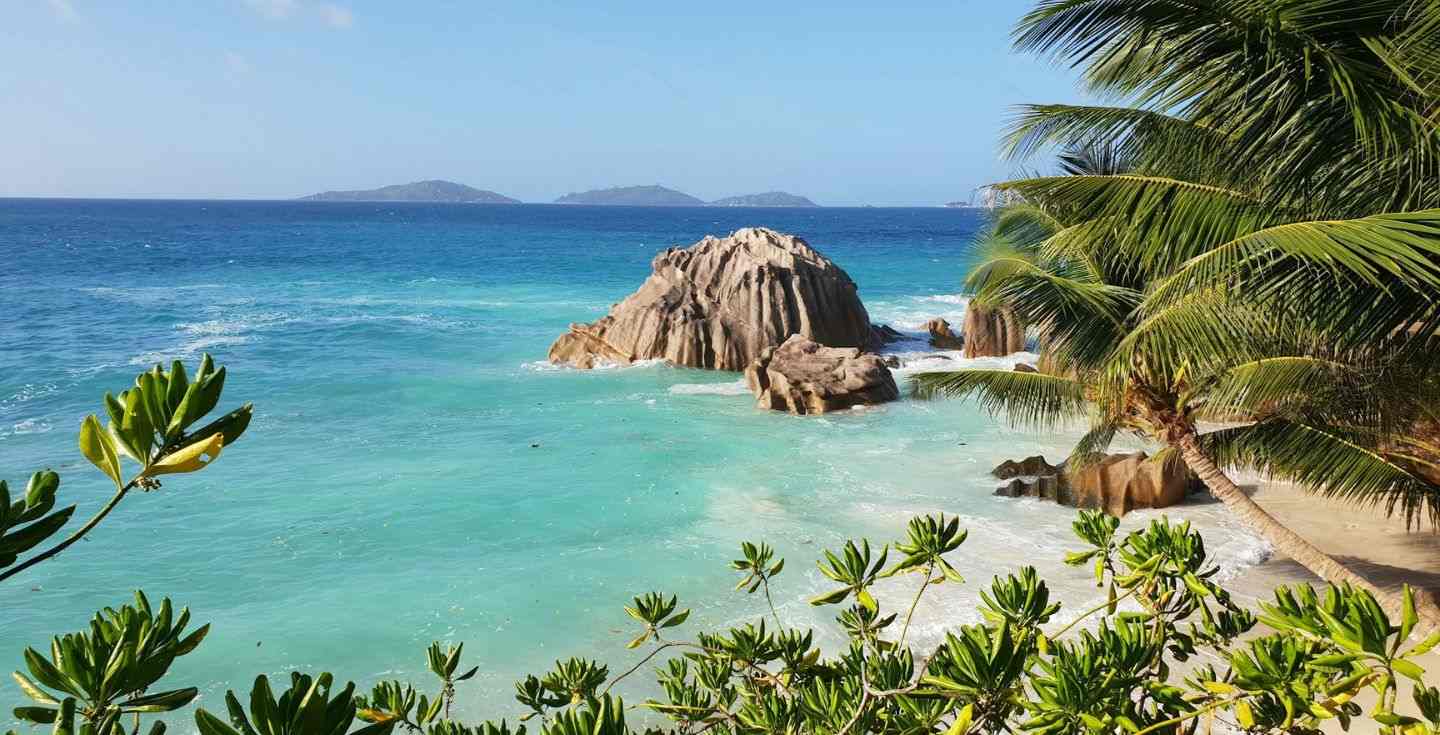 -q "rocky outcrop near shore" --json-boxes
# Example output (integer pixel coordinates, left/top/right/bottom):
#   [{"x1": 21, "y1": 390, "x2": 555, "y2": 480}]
[
  {"x1": 926, "y1": 318, "x2": 964, "y2": 349},
  {"x1": 962, "y1": 304, "x2": 1025, "y2": 358},
  {"x1": 992, "y1": 452, "x2": 1200, "y2": 517},
  {"x1": 548, "y1": 228, "x2": 876, "y2": 370},
  {"x1": 745, "y1": 336, "x2": 899, "y2": 414}
]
